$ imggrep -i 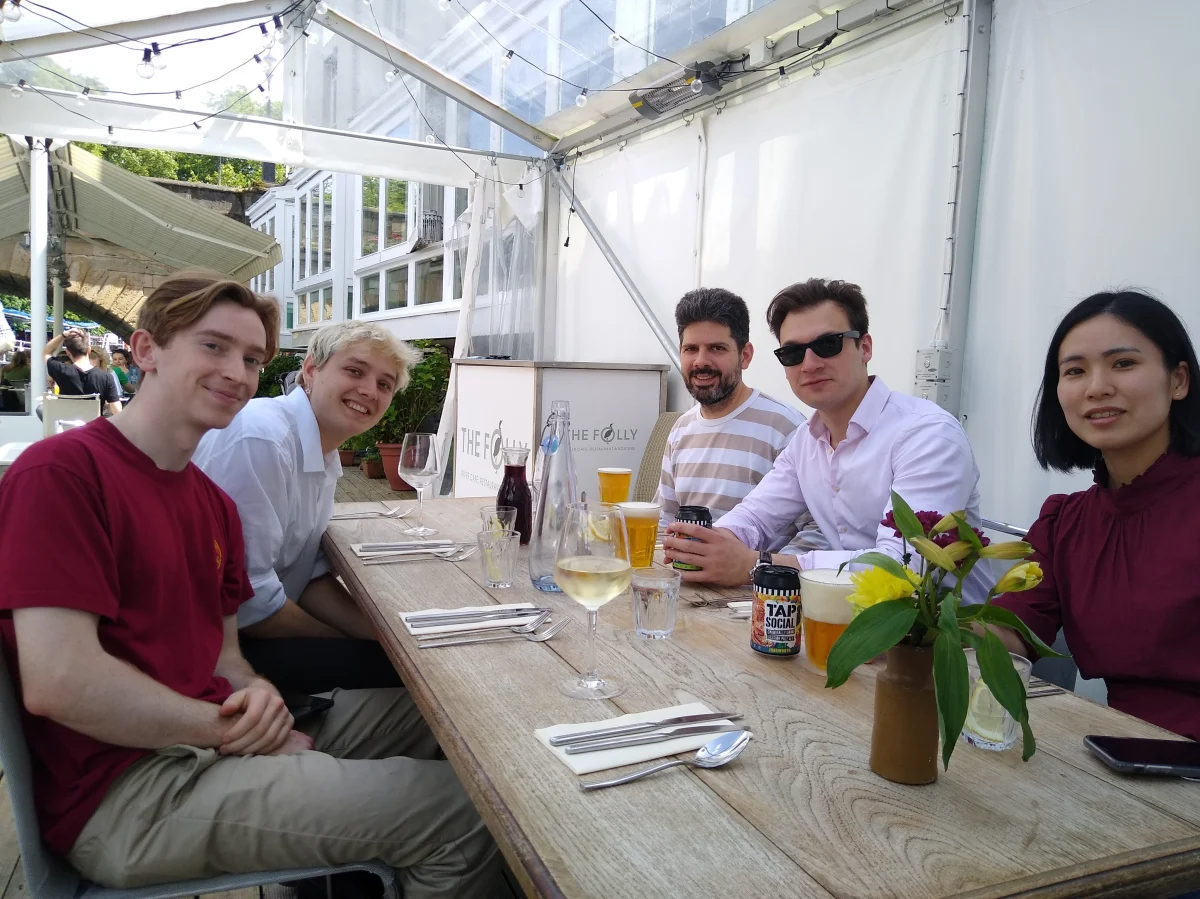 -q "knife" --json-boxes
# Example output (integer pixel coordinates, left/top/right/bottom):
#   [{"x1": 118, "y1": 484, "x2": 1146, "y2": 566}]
[
  {"x1": 359, "y1": 542, "x2": 458, "y2": 554},
  {"x1": 549, "y1": 711, "x2": 741, "y2": 746},
  {"x1": 406, "y1": 608, "x2": 541, "y2": 625},
  {"x1": 563, "y1": 723, "x2": 743, "y2": 755}
]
